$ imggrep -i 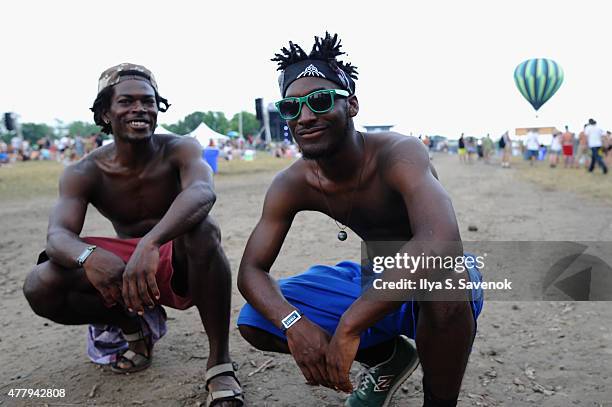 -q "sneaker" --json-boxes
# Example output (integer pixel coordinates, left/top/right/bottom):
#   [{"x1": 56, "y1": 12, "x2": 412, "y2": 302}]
[{"x1": 345, "y1": 335, "x2": 419, "y2": 407}]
